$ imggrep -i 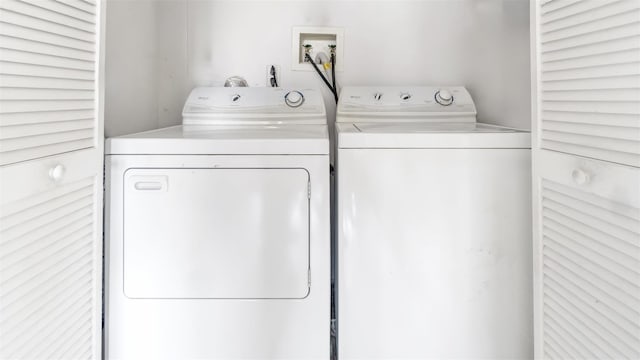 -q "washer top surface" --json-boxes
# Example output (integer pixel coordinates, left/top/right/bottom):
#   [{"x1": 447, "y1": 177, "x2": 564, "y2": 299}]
[
  {"x1": 336, "y1": 86, "x2": 530, "y2": 149},
  {"x1": 351, "y1": 122, "x2": 520, "y2": 133},
  {"x1": 337, "y1": 122, "x2": 530, "y2": 149}
]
